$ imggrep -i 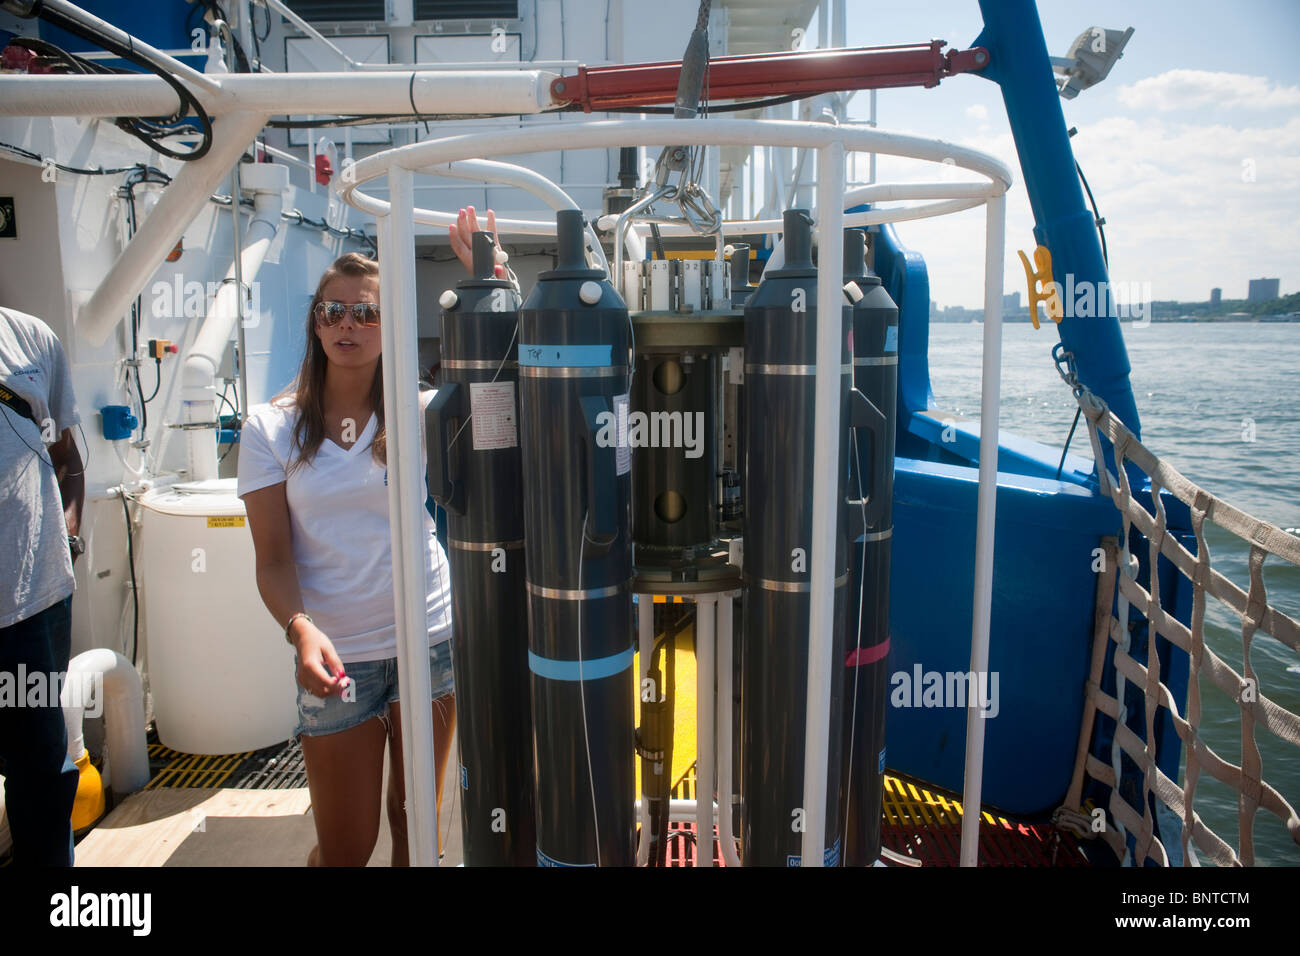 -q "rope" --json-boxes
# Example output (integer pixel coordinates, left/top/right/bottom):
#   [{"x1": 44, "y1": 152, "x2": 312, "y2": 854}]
[
  {"x1": 696, "y1": 0, "x2": 712, "y2": 33},
  {"x1": 1055, "y1": 366, "x2": 1300, "y2": 866}
]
